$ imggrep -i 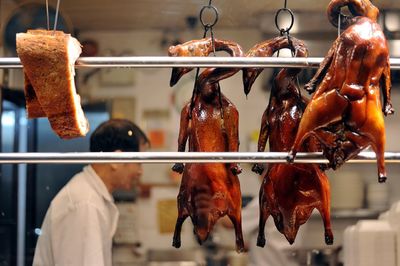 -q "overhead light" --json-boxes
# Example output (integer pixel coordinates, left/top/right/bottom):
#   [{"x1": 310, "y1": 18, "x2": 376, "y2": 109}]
[
  {"x1": 385, "y1": 11, "x2": 400, "y2": 32},
  {"x1": 259, "y1": 12, "x2": 298, "y2": 34}
]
